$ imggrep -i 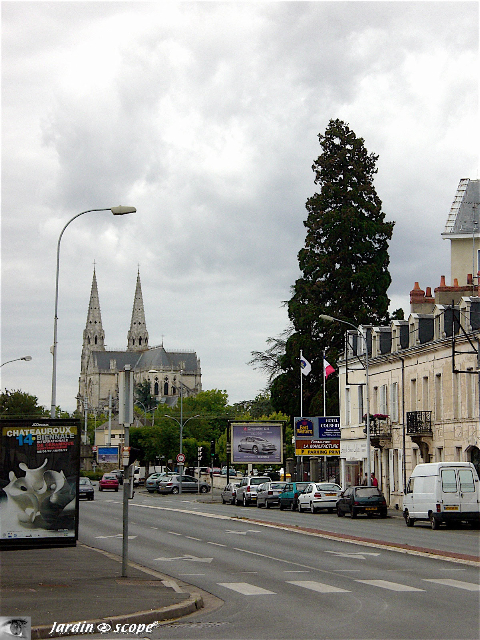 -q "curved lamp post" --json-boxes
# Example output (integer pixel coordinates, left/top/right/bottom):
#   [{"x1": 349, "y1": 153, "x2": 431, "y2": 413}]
[
  {"x1": 50, "y1": 206, "x2": 135, "y2": 418},
  {"x1": 320, "y1": 314, "x2": 371, "y2": 487},
  {"x1": 1, "y1": 355, "x2": 32, "y2": 367}
]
